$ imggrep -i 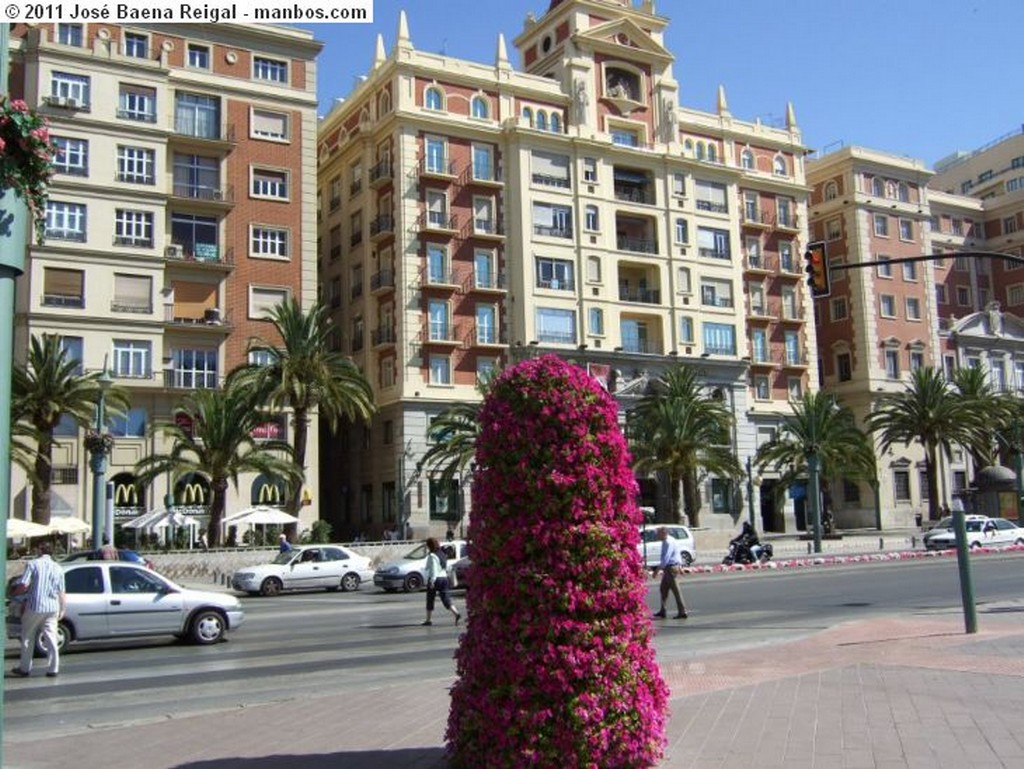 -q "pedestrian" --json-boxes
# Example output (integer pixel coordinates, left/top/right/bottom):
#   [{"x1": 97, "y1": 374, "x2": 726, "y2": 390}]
[
  {"x1": 99, "y1": 536, "x2": 118, "y2": 560},
  {"x1": 445, "y1": 527, "x2": 455, "y2": 542},
  {"x1": 652, "y1": 526, "x2": 688, "y2": 619},
  {"x1": 198, "y1": 532, "x2": 208, "y2": 551},
  {"x1": 278, "y1": 533, "x2": 292, "y2": 553},
  {"x1": 10, "y1": 541, "x2": 66, "y2": 678},
  {"x1": 422, "y1": 537, "x2": 460, "y2": 626}
]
